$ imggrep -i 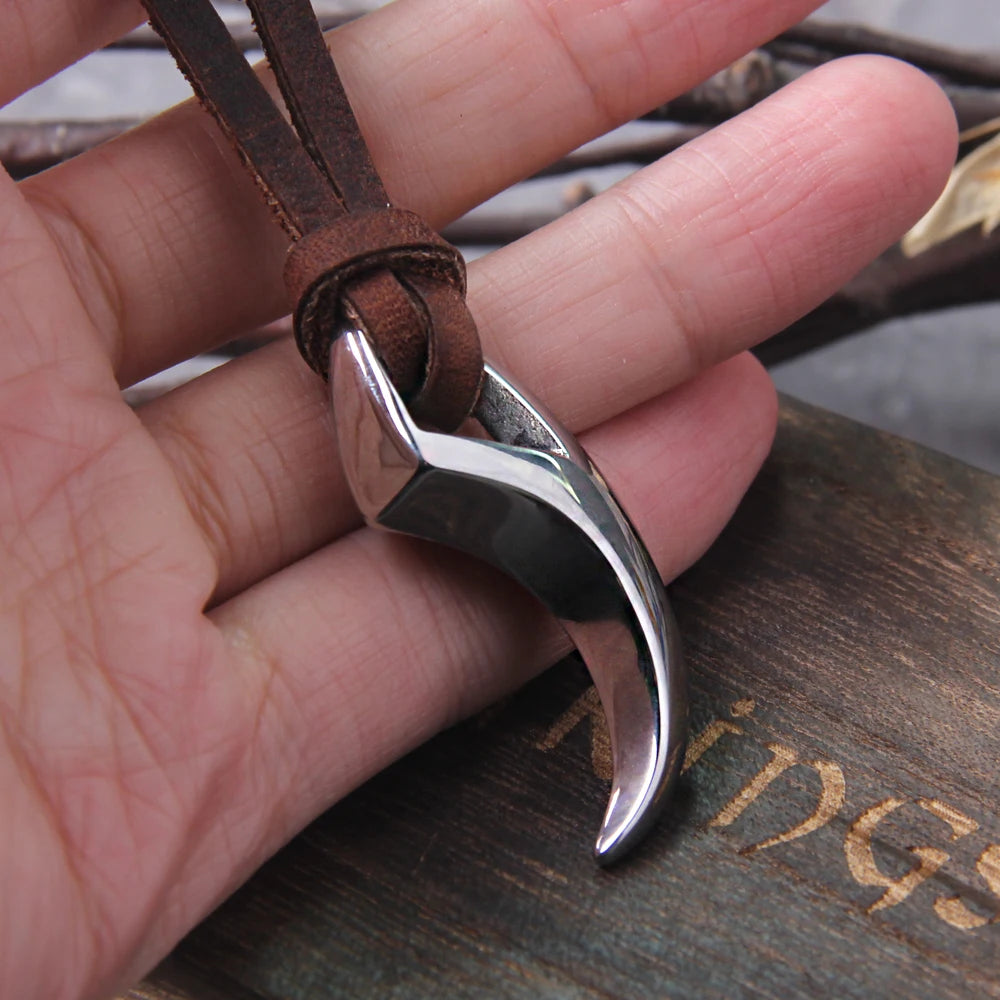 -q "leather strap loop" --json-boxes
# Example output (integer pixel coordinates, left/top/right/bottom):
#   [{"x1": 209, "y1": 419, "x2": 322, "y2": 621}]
[
  {"x1": 286, "y1": 208, "x2": 482, "y2": 429},
  {"x1": 286, "y1": 208, "x2": 466, "y2": 373},
  {"x1": 139, "y1": 0, "x2": 483, "y2": 430}
]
